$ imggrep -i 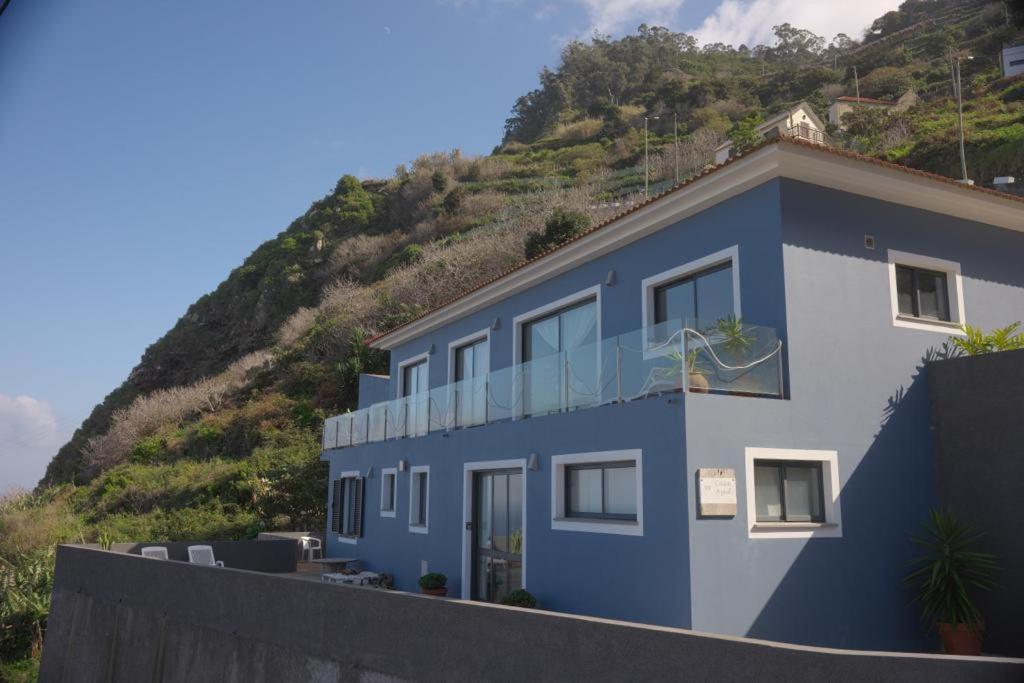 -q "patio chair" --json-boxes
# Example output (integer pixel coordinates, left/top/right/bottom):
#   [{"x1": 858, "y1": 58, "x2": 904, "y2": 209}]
[
  {"x1": 187, "y1": 545, "x2": 224, "y2": 567},
  {"x1": 300, "y1": 536, "x2": 322, "y2": 561},
  {"x1": 140, "y1": 546, "x2": 169, "y2": 560}
]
